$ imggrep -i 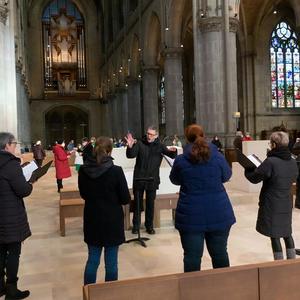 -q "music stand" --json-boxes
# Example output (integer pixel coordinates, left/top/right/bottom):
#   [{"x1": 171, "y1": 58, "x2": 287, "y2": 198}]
[{"x1": 126, "y1": 177, "x2": 153, "y2": 248}]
